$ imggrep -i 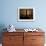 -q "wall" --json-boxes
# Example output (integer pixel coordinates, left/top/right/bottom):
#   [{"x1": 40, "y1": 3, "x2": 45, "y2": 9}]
[{"x1": 0, "y1": 0, "x2": 46, "y2": 30}]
